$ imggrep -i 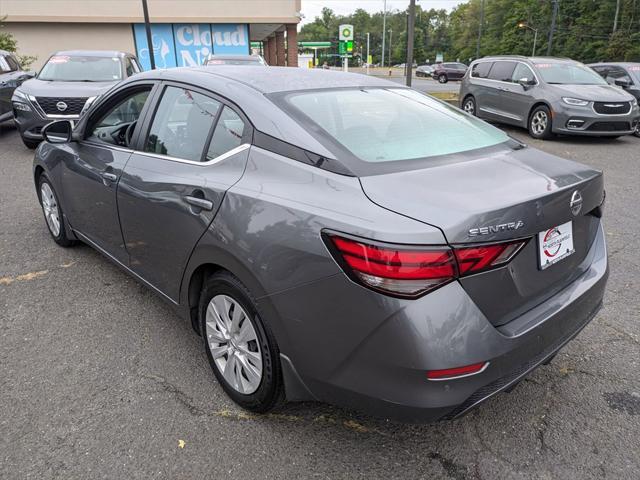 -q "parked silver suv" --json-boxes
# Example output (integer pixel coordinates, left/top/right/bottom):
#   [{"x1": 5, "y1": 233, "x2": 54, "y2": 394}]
[{"x1": 459, "y1": 56, "x2": 640, "y2": 139}]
